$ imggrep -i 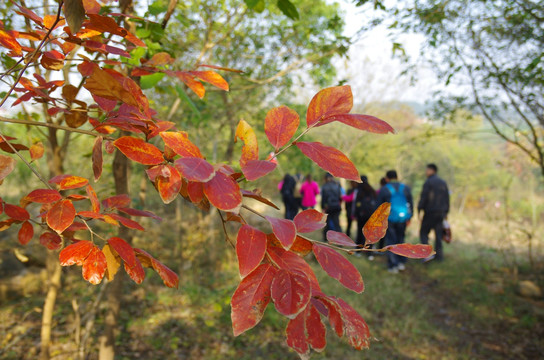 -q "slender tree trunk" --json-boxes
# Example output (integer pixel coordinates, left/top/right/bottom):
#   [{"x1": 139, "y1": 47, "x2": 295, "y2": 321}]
[
  {"x1": 221, "y1": 92, "x2": 236, "y2": 162},
  {"x1": 40, "y1": 129, "x2": 64, "y2": 360},
  {"x1": 99, "y1": 145, "x2": 132, "y2": 360}
]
